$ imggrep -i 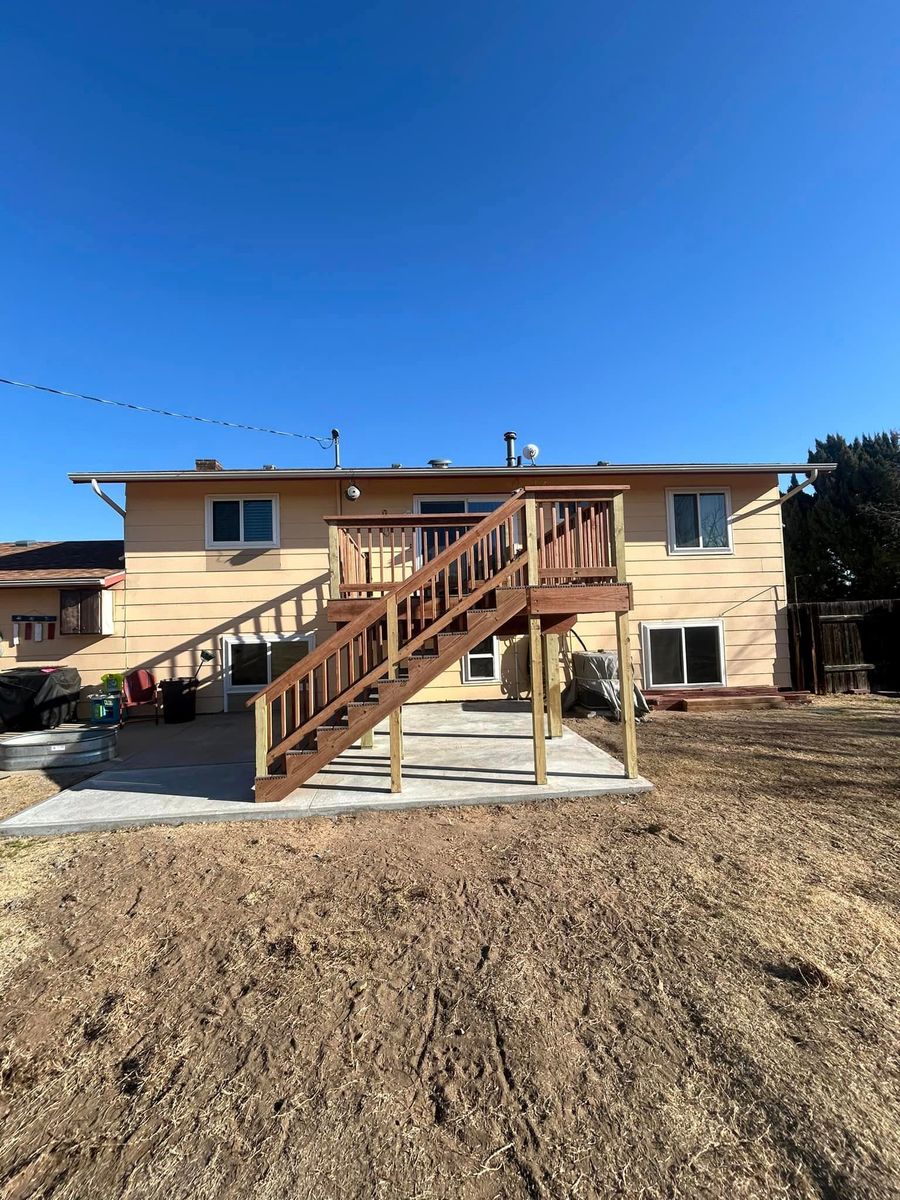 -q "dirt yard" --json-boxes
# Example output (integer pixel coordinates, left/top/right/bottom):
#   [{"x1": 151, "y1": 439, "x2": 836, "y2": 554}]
[{"x1": 1, "y1": 697, "x2": 899, "y2": 1200}]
